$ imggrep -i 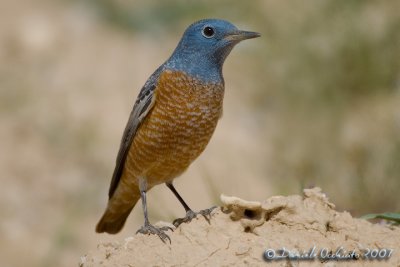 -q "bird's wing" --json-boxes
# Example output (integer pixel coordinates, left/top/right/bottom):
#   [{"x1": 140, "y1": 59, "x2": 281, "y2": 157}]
[{"x1": 107, "y1": 67, "x2": 162, "y2": 199}]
